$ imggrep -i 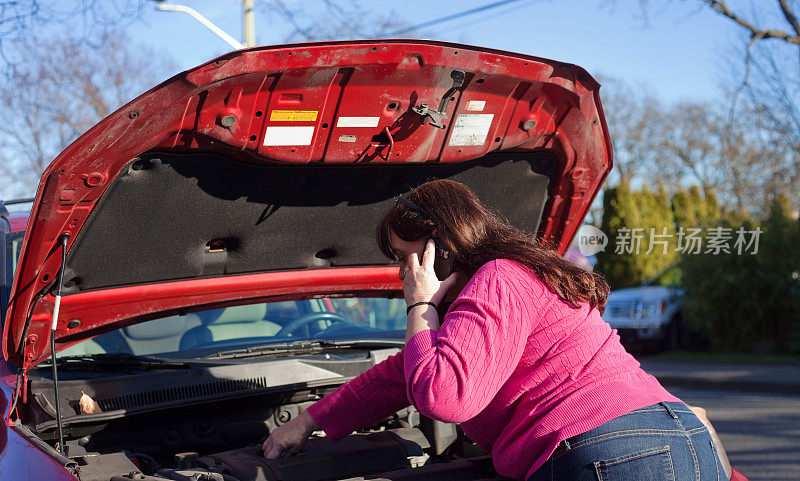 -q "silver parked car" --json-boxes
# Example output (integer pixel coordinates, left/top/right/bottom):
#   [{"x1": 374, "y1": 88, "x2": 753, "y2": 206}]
[{"x1": 602, "y1": 285, "x2": 687, "y2": 351}]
